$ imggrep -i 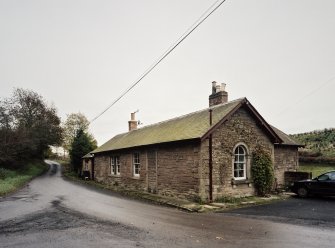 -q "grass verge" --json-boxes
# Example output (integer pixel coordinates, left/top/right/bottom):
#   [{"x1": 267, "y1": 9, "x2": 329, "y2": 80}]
[
  {"x1": 298, "y1": 162, "x2": 335, "y2": 178},
  {"x1": 0, "y1": 161, "x2": 48, "y2": 196}
]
